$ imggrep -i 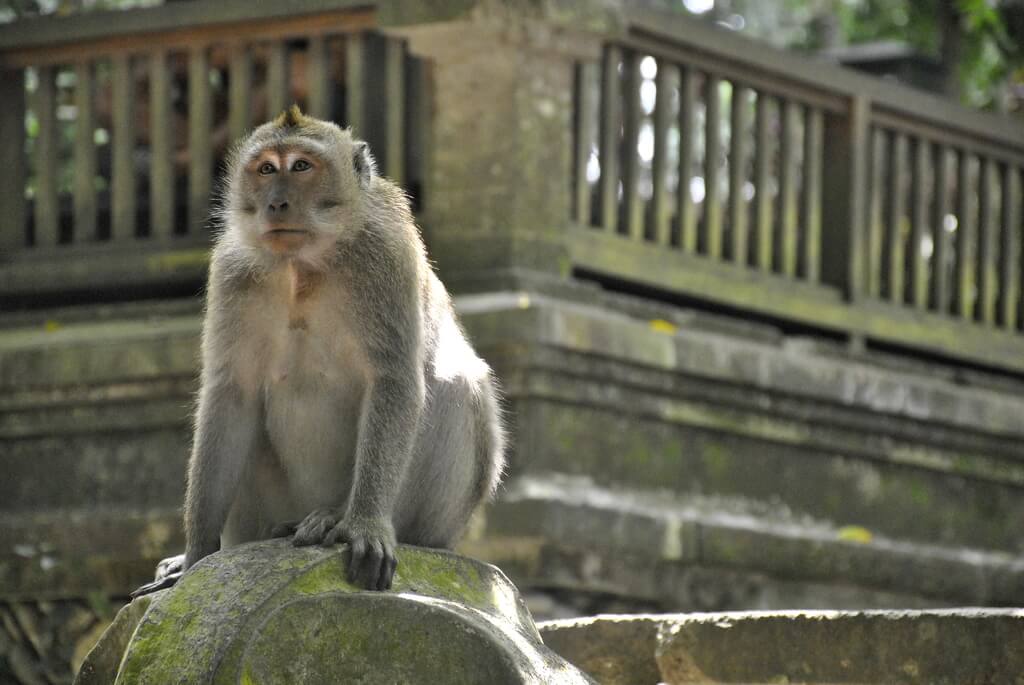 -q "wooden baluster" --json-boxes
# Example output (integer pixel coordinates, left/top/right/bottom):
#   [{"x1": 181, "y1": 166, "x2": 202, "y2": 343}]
[
  {"x1": 73, "y1": 61, "x2": 96, "y2": 243},
  {"x1": 728, "y1": 84, "x2": 749, "y2": 265},
  {"x1": 977, "y1": 158, "x2": 998, "y2": 325},
  {"x1": 266, "y1": 40, "x2": 288, "y2": 118},
  {"x1": 930, "y1": 145, "x2": 952, "y2": 313},
  {"x1": 676, "y1": 66, "x2": 697, "y2": 252},
  {"x1": 954, "y1": 151, "x2": 976, "y2": 320},
  {"x1": 909, "y1": 137, "x2": 930, "y2": 308},
  {"x1": 703, "y1": 73, "x2": 722, "y2": 258},
  {"x1": 34, "y1": 65, "x2": 58, "y2": 247},
  {"x1": 346, "y1": 33, "x2": 365, "y2": 134},
  {"x1": 885, "y1": 133, "x2": 907, "y2": 303},
  {"x1": 110, "y1": 55, "x2": 135, "y2": 242},
  {"x1": 573, "y1": 61, "x2": 599, "y2": 226},
  {"x1": 229, "y1": 44, "x2": 251, "y2": 143},
  {"x1": 0, "y1": 67, "x2": 26, "y2": 251},
  {"x1": 801, "y1": 106, "x2": 823, "y2": 282},
  {"x1": 752, "y1": 92, "x2": 773, "y2": 271},
  {"x1": 620, "y1": 50, "x2": 643, "y2": 240},
  {"x1": 383, "y1": 38, "x2": 405, "y2": 185},
  {"x1": 598, "y1": 46, "x2": 621, "y2": 234},
  {"x1": 866, "y1": 128, "x2": 887, "y2": 297},
  {"x1": 776, "y1": 99, "x2": 798, "y2": 276},
  {"x1": 999, "y1": 164, "x2": 1020, "y2": 330},
  {"x1": 150, "y1": 49, "x2": 173, "y2": 240},
  {"x1": 650, "y1": 61, "x2": 674, "y2": 245},
  {"x1": 189, "y1": 46, "x2": 212, "y2": 236},
  {"x1": 307, "y1": 35, "x2": 329, "y2": 120}
]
